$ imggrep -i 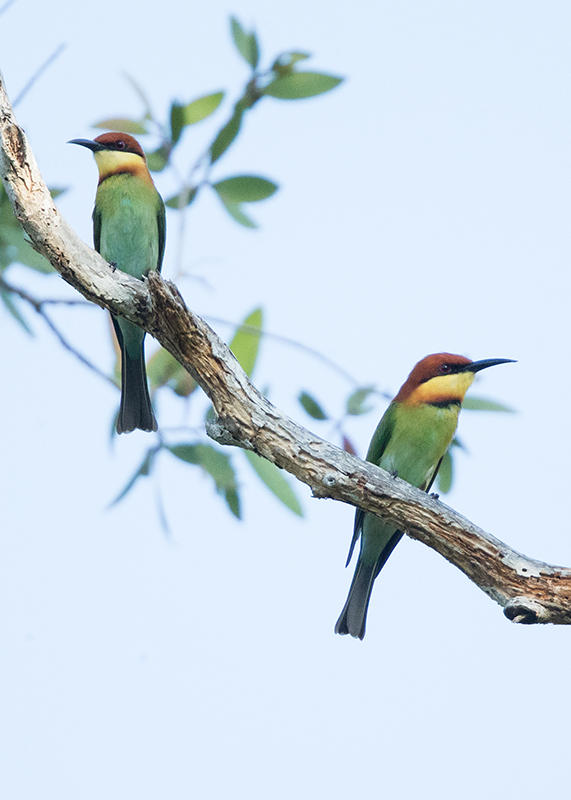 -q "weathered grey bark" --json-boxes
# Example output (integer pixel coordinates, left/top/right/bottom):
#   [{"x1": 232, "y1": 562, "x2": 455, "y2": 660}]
[{"x1": 2, "y1": 72, "x2": 570, "y2": 625}]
